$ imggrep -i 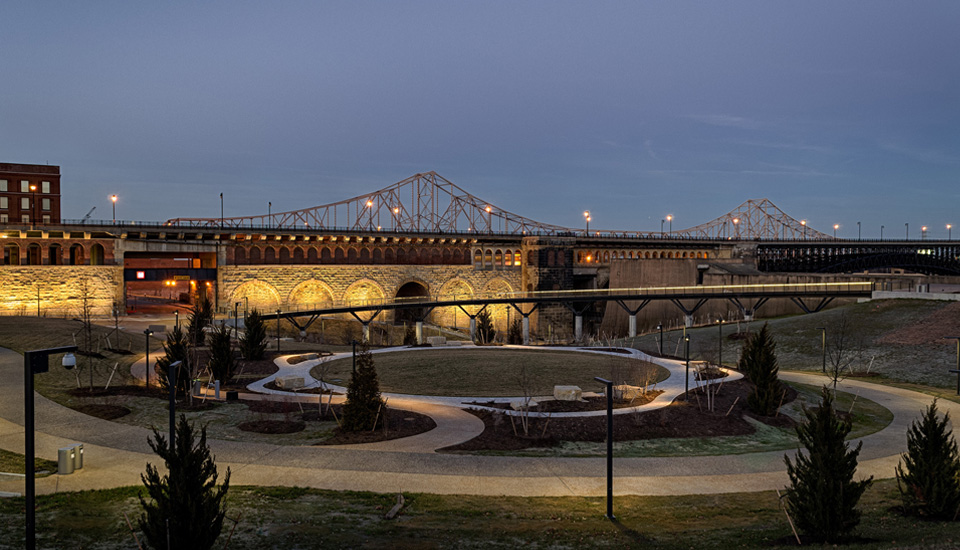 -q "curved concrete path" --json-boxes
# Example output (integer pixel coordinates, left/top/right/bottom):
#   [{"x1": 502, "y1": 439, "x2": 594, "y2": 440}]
[{"x1": 1, "y1": 346, "x2": 954, "y2": 498}]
